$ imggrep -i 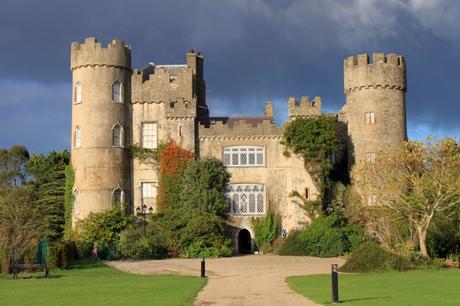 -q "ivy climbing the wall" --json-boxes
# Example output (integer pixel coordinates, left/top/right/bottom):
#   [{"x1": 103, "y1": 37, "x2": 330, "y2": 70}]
[{"x1": 282, "y1": 115, "x2": 338, "y2": 212}]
